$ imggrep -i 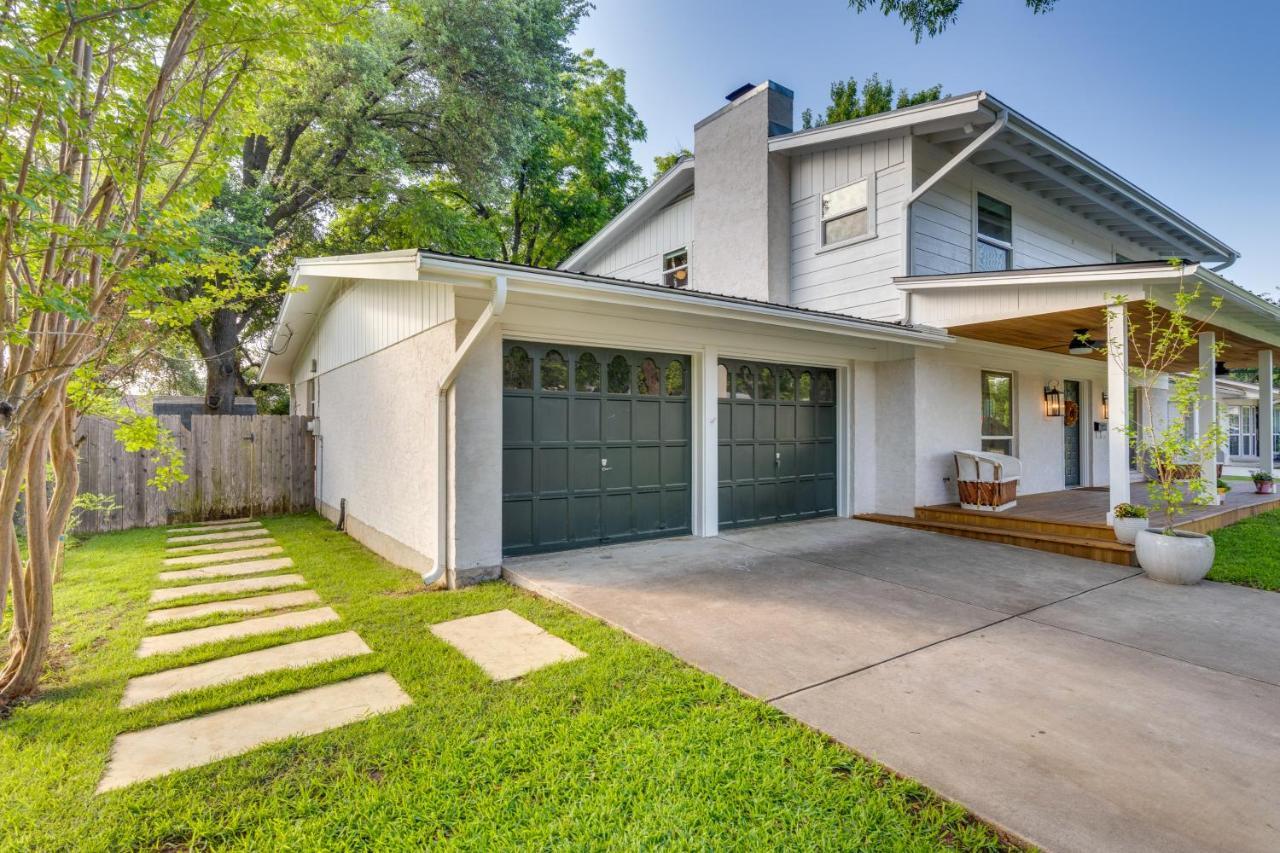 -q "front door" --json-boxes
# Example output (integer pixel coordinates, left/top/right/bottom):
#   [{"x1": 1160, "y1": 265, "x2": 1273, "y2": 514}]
[{"x1": 1063, "y1": 380, "x2": 1082, "y2": 487}]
